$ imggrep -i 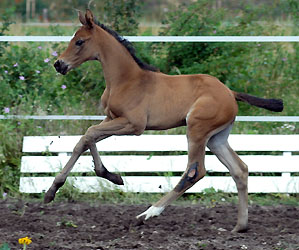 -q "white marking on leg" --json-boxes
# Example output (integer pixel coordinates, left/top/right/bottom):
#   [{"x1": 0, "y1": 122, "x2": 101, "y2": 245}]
[
  {"x1": 136, "y1": 206, "x2": 165, "y2": 220},
  {"x1": 186, "y1": 107, "x2": 194, "y2": 124}
]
